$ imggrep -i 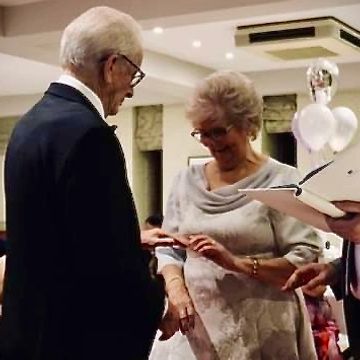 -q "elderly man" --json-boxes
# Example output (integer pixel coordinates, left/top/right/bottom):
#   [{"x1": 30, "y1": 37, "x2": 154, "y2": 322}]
[
  {"x1": 1, "y1": 7, "x2": 165, "y2": 360},
  {"x1": 284, "y1": 201, "x2": 360, "y2": 359}
]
